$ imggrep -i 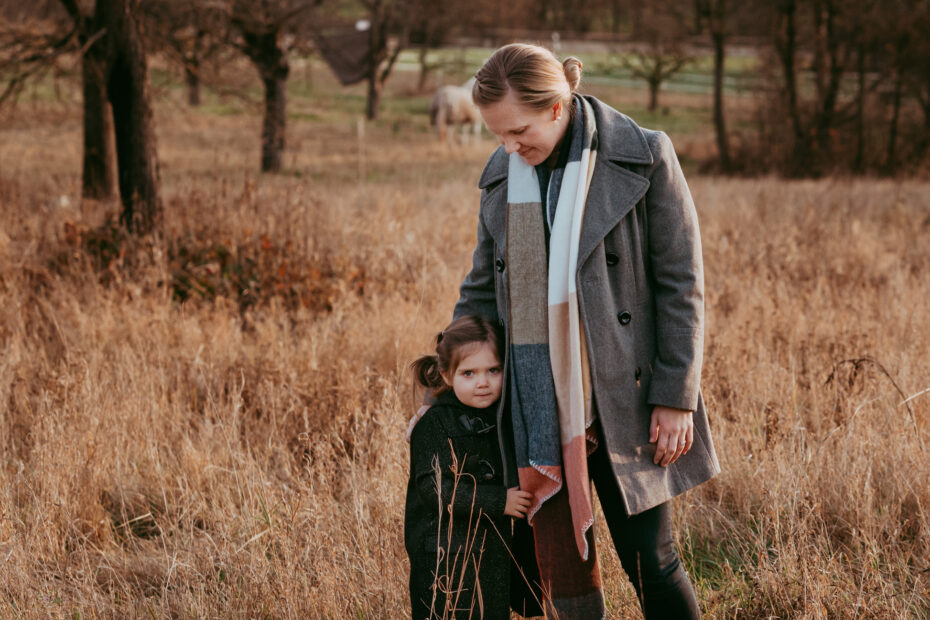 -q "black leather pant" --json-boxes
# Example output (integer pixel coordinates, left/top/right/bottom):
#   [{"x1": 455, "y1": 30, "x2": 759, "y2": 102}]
[{"x1": 588, "y1": 434, "x2": 702, "y2": 619}]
